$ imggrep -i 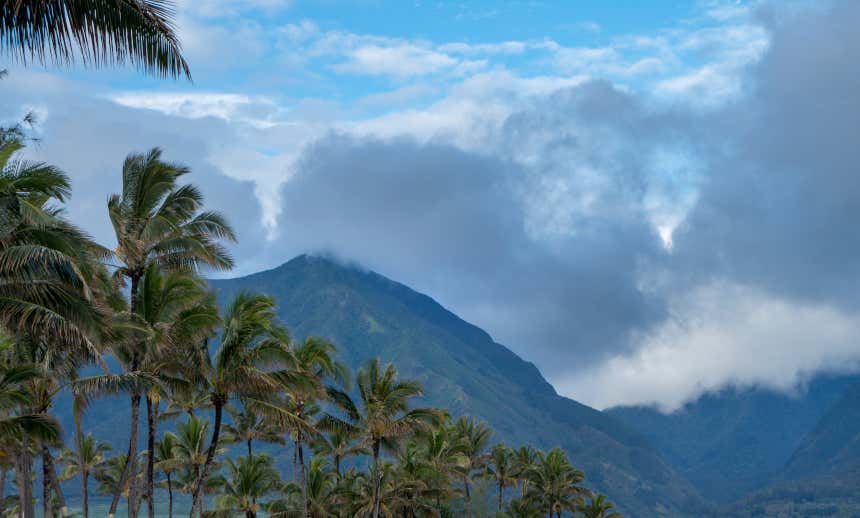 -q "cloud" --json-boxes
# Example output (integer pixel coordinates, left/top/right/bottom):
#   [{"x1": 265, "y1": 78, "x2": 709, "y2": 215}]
[
  {"x1": 267, "y1": 0, "x2": 860, "y2": 410},
  {"x1": 333, "y1": 43, "x2": 460, "y2": 77},
  {"x1": 108, "y1": 92, "x2": 284, "y2": 127},
  {"x1": 563, "y1": 281, "x2": 860, "y2": 411},
  {"x1": 571, "y1": 0, "x2": 860, "y2": 408},
  {"x1": 274, "y1": 132, "x2": 667, "y2": 371}
]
